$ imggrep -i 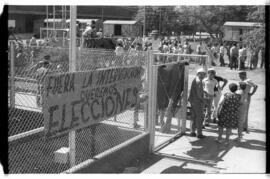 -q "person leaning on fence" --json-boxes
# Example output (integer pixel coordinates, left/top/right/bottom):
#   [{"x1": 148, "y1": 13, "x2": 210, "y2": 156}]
[
  {"x1": 36, "y1": 55, "x2": 50, "y2": 106},
  {"x1": 238, "y1": 71, "x2": 258, "y2": 133},
  {"x1": 216, "y1": 83, "x2": 241, "y2": 145},
  {"x1": 202, "y1": 68, "x2": 219, "y2": 126},
  {"x1": 188, "y1": 68, "x2": 206, "y2": 139}
]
